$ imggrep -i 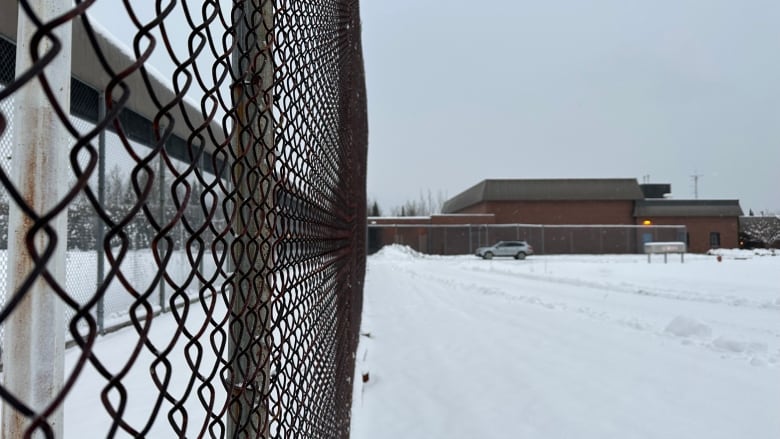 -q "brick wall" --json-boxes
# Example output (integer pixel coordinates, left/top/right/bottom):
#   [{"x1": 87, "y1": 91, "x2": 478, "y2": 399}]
[
  {"x1": 635, "y1": 216, "x2": 739, "y2": 253},
  {"x1": 457, "y1": 200, "x2": 636, "y2": 225}
]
